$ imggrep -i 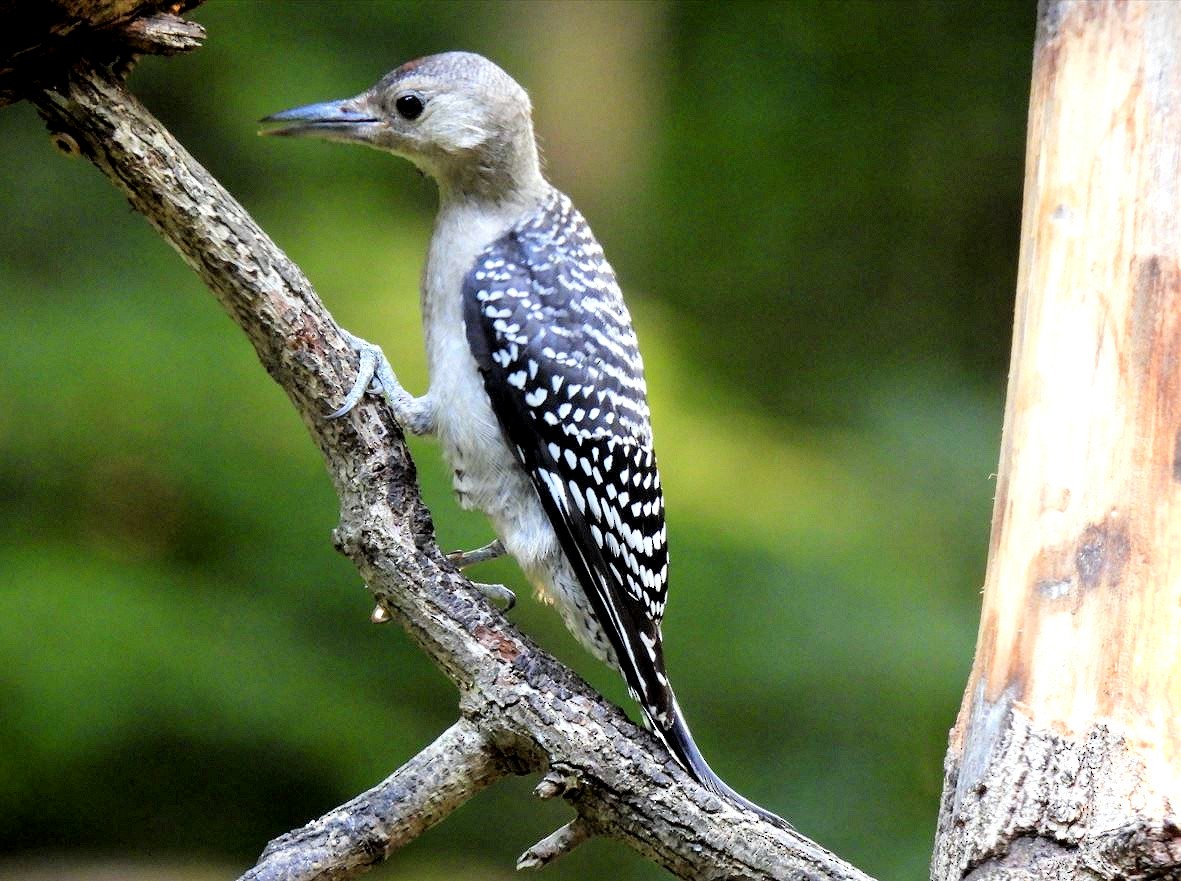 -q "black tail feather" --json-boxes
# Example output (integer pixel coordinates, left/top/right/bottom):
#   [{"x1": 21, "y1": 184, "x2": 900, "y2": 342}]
[{"x1": 650, "y1": 693, "x2": 792, "y2": 830}]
